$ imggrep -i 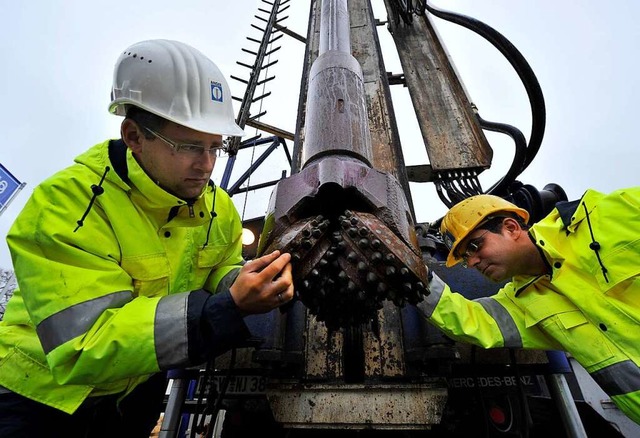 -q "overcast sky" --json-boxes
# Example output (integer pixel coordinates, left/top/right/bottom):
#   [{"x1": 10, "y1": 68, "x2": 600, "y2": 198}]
[{"x1": 1, "y1": 0, "x2": 638, "y2": 269}]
